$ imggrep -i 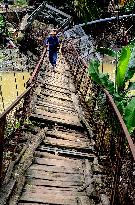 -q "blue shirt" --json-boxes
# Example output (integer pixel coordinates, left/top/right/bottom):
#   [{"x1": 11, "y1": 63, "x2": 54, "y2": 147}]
[{"x1": 45, "y1": 36, "x2": 59, "y2": 52}]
